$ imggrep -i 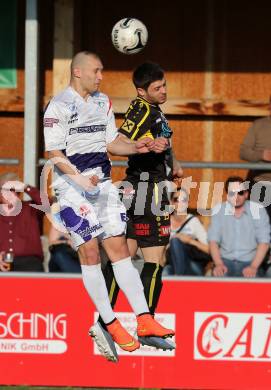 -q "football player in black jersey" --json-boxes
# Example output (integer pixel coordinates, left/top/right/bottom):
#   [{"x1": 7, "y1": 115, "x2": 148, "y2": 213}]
[{"x1": 98, "y1": 62, "x2": 183, "y2": 353}]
